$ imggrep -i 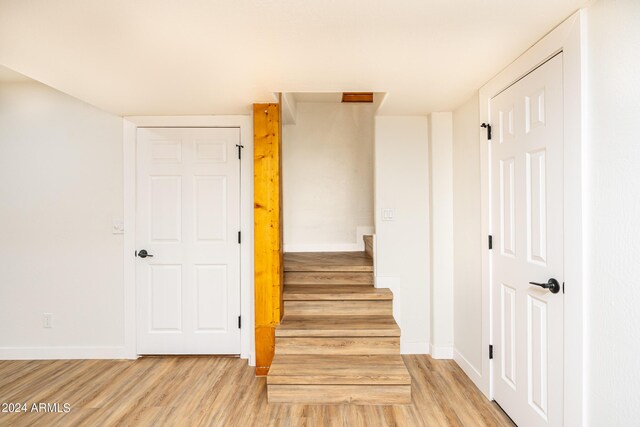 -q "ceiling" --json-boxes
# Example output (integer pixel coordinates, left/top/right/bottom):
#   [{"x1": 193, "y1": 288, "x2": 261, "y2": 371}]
[
  {"x1": 0, "y1": 65, "x2": 32, "y2": 83},
  {"x1": 292, "y1": 93, "x2": 343, "y2": 104},
  {"x1": 0, "y1": 0, "x2": 586, "y2": 116}
]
